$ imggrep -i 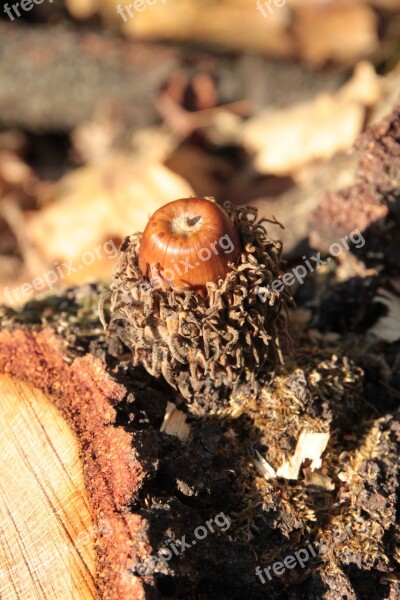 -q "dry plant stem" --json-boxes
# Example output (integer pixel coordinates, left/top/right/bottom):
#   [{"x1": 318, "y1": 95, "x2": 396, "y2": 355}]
[{"x1": 102, "y1": 203, "x2": 292, "y2": 405}]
